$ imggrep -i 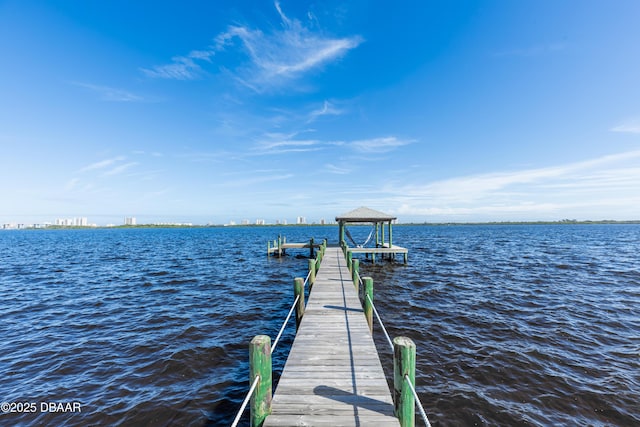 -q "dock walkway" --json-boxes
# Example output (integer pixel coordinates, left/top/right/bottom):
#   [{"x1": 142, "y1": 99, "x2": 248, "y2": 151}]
[{"x1": 264, "y1": 246, "x2": 400, "y2": 426}]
